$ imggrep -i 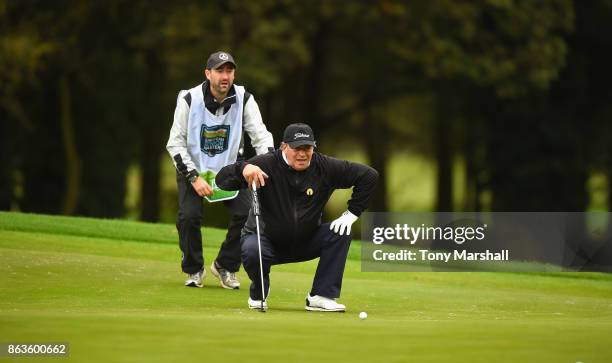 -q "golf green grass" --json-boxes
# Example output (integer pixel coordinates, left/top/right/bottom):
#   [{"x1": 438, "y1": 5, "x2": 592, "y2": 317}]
[{"x1": 1, "y1": 211, "x2": 611, "y2": 363}]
